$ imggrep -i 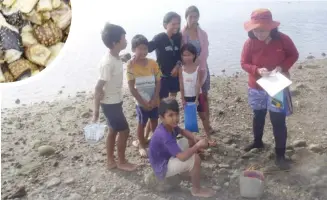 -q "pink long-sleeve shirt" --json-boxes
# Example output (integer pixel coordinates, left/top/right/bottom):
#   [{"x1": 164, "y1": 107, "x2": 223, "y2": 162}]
[{"x1": 241, "y1": 32, "x2": 299, "y2": 89}]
